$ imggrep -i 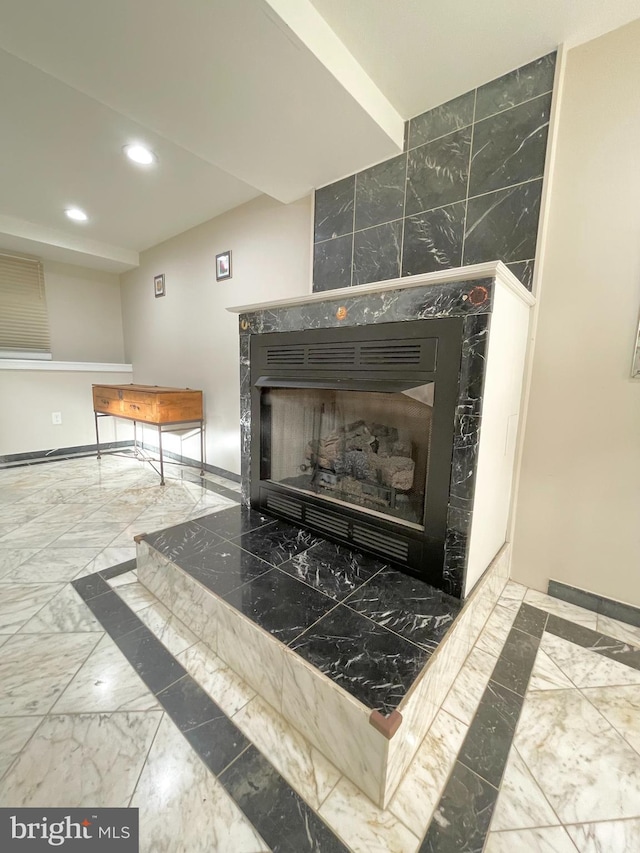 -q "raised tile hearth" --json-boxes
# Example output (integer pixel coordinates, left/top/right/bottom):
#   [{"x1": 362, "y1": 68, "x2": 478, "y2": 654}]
[{"x1": 136, "y1": 503, "x2": 509, "y2": 807}]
